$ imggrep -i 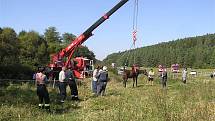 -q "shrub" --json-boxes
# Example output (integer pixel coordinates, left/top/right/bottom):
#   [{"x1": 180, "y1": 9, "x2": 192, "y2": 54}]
[{"x1": 0, "y1": 64, "x2": 34, "y2": 79}]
